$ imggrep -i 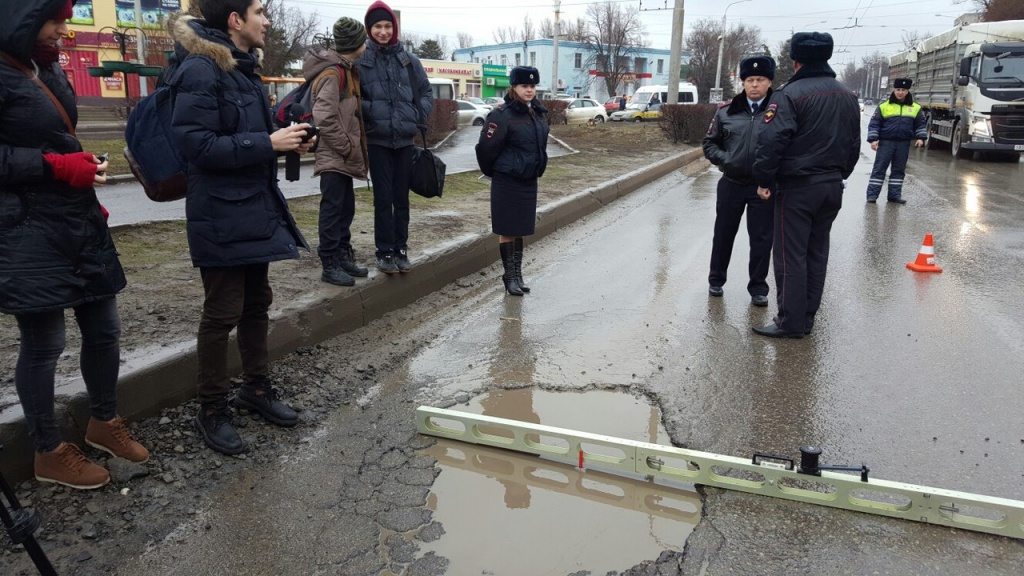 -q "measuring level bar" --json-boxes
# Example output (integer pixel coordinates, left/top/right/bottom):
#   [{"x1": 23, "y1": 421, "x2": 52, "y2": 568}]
[{"x1": 416, "y1": 406, "x2": 1024, "y2": 541}]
